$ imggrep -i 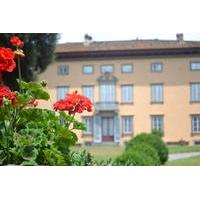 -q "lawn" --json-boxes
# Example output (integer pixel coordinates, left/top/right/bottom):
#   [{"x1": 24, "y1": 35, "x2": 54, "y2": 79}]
[
  {"x1": 166, "y1": 155, "x2": 200, "y2": 166},
  {"x1": 168, "y1": 145, "x2": 200, "y2": 154},
  {"x1": 71, "y1": 145, "x2": 200, "y2": 163},
  {"x1": 71, "y1": 146, "x2": 124, "y2": 161}
]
